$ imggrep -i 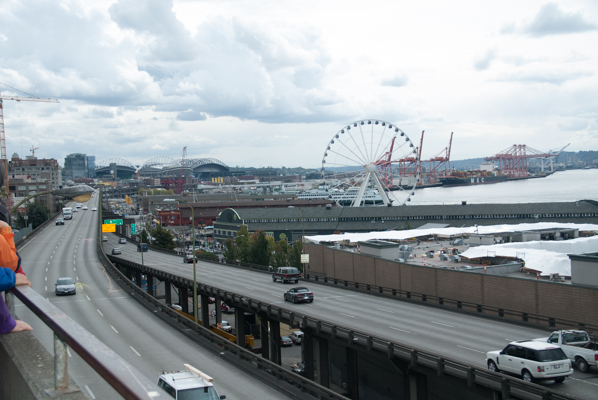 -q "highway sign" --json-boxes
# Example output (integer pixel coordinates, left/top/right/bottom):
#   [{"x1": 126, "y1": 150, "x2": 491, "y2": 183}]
[
  {"x1": 102, "y1": 224, "x2": 116, "y2": 233},
  {"x1": 131, "y1": 224, "x2": 136, "y2": 234},
  {"x1": 301, "y1": 254, "x2": 309, "y2": 263},
  {"x1": 104, "y1": 219, "x2": 123, "y2": 225}
]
